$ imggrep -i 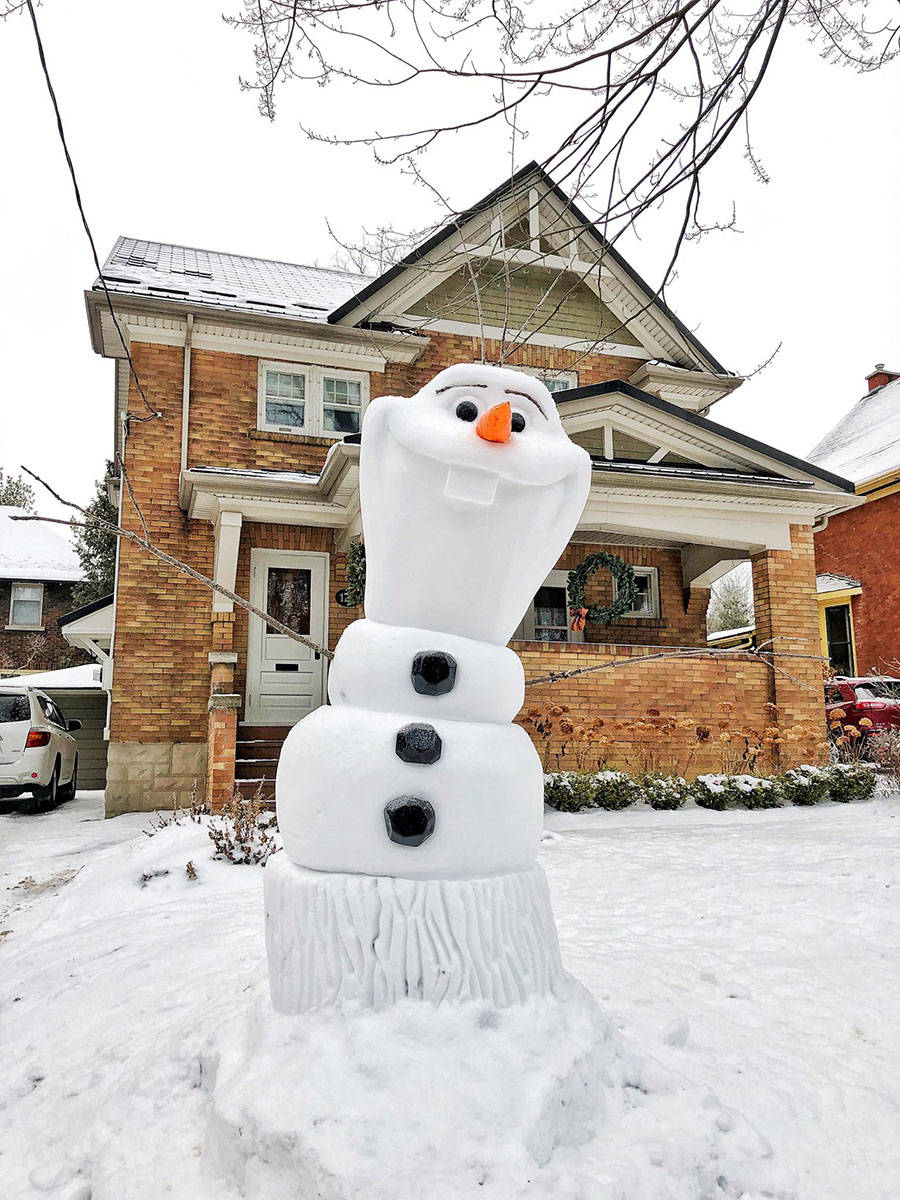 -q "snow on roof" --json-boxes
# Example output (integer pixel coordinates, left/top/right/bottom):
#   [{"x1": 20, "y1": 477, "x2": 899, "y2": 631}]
[
  {"x1": 96, "y1": 238, "x2": 372, "y2": 323},
  {"x1": 816, "y1": 573, "x2": 862, "y2": 594},
  {"x1": 808, "y1": 377, "x2": 900, "y2": 485},
  {"x1": 0, "y1": 507, "x2": 83, "y2": 582},
  {"x1": 189, "y1": 466, "x2": 320, "y2": 484},
  {"x1": 0, "y1": 663, "x2": 102, "y2": 690}
]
